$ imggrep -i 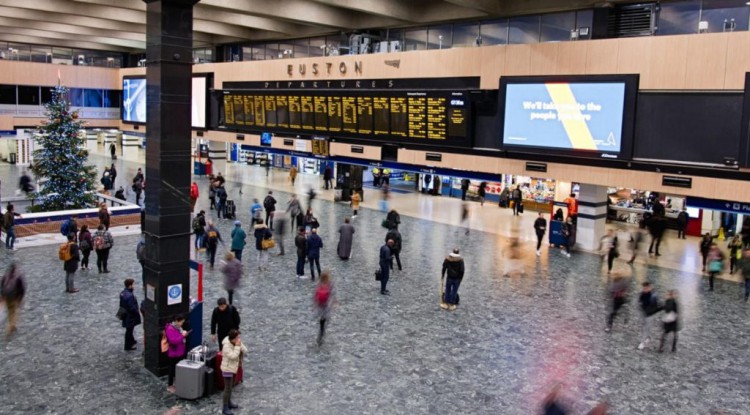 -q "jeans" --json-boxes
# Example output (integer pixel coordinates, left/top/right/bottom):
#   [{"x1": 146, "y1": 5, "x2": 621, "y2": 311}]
[
  {"x1": 266, "y1": 211, "x2": 274, "y2": 229},
  {"x1": 65, "y1": 271, "x2": 75, "y2": 291},
  {"x1": 512, "y1": 200, "x2": 521, "y2": 215},
  {"x1": 232, "y1": 249, "x2": 242, "y2": 262},
  {"x1": 444, "y1": 277, "x2": 461, "y2": 305},
  {"x1": 96, "y1": 248, "x2": 110, "y2": 271},
  {"x1": 380, "y1": 262, "x2": 390, "y2": 292},
  {"x1": 257, "y1": 250, "x2": 268, "y2": 269},
  {"x1": 536, "y1": 232, "x2": 544, "y2": 251},
  {"x1": 125, "y1": 326, "x2": 136, "y2": 350},
  {"x1": 641, "y1": 314, "x2": 655, "y2": 343},
  {"x1": 5, "y1": 226, "x2": 15, "y2": 249},
  {"x1": 217, "y1": 202, "x2": 225, "y2": 219},
  {"x1": 195, "y1": 233, "x2": 204, "y2": 250},
  {"x1": 135, "y1": 190, "x2": 142, "y2": 205},
  {"x1": 296, "y1": 255, "x2": 306, "y2": 276},
  {"x1": 309, "y1": 256, "x2": 321, "y2": 280}
]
